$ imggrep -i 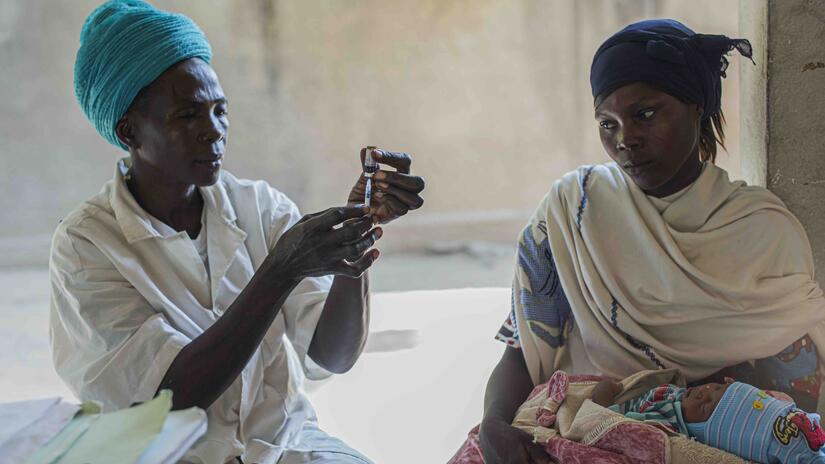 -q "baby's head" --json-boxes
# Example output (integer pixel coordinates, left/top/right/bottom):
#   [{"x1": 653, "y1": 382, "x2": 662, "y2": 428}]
[
  {"x1": 681, "y1": 379, "x2": 733, "y2": 423},
  {"x1": 685, "y1": 381, "x2": 825, "y2": 462}
]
